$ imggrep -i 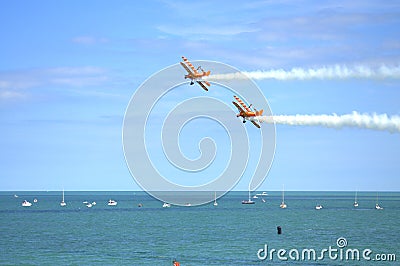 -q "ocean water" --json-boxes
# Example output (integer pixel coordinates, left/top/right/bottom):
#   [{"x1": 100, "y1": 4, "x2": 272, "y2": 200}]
[{"x1": 0, "y1": 191, "x2": 398, "y2": 265}]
